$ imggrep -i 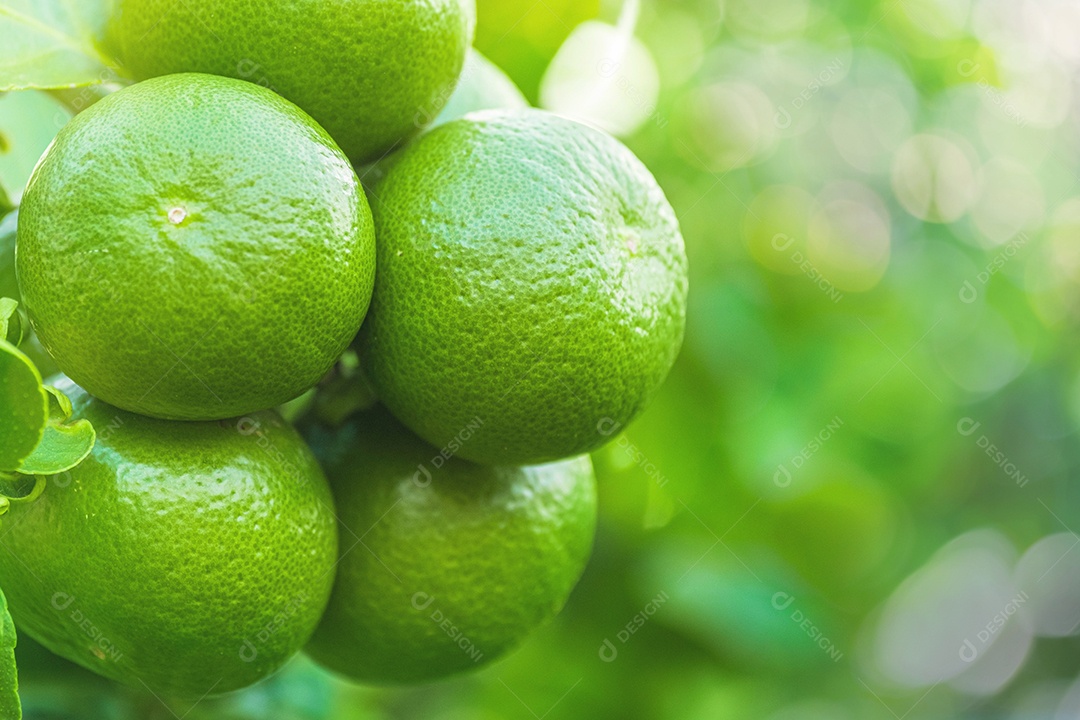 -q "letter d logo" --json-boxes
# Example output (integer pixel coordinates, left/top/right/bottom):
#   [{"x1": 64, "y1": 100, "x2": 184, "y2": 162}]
[
  {"x1": 774, "y1": 464, "x2": 792, "y2": 488},
  {"x1": 596, "y1": 418, "x2": 622, "y2": 437},
  {"x1": 772, "y1": 233, "x2": 795, "y2": 251},
  {"x1": 771, "y1": 592, "x2": 795, "y2": 611},
  {"x1": 774, "y1": 106, "x2": 792, "y2": 129},
  {"x1": 239, "y1": 639, "x2": 258, "y2": 663},
  {"x1": 959, "y1": 281, "x2": 978, "y2": 304},
  {"x1": 236, "y1": 417, "x2": 260, "y2": 436},
  {"x1": 956, "y1": 417, "x2": 981, "y2": 437},
  {"x1": 413, "y1": 465, "x2": 432, "y2": 488}
]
